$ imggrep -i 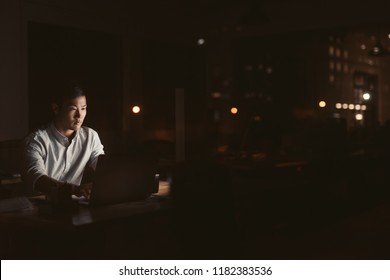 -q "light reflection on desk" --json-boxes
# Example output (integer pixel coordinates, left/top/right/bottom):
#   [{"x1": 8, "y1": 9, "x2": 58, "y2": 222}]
[{"x1": 156, "y1": 180, "x2": 170, "y2": 196}]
